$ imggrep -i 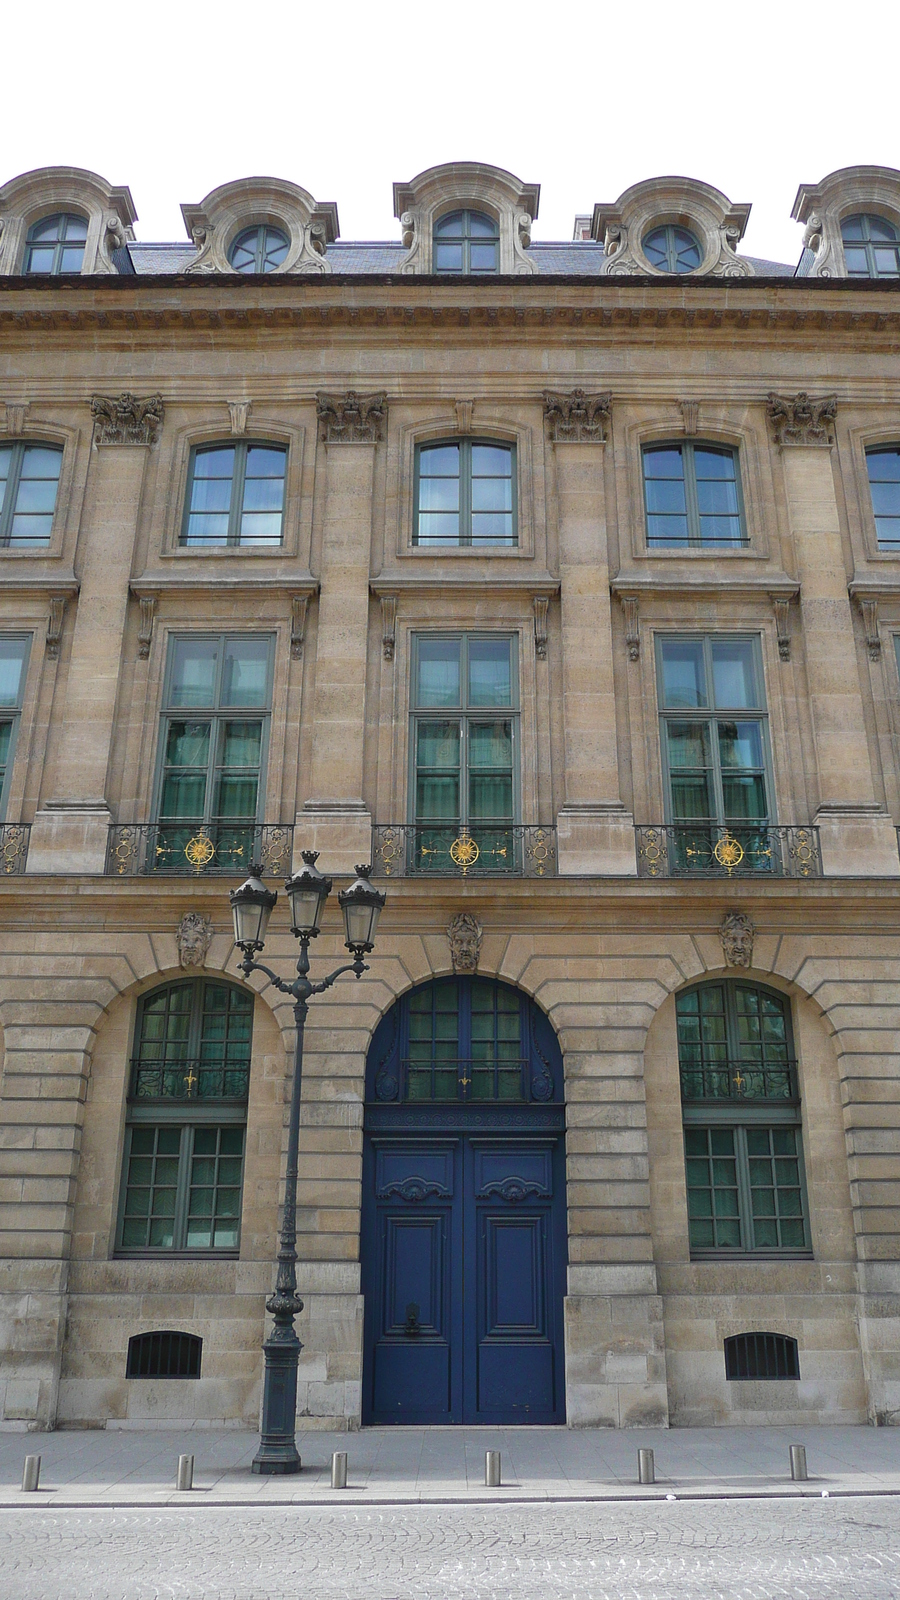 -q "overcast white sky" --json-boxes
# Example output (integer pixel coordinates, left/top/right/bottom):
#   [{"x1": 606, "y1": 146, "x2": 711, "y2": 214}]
[{"x1": 4, "y1": 0, "x2": 899, "y2": 266}]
